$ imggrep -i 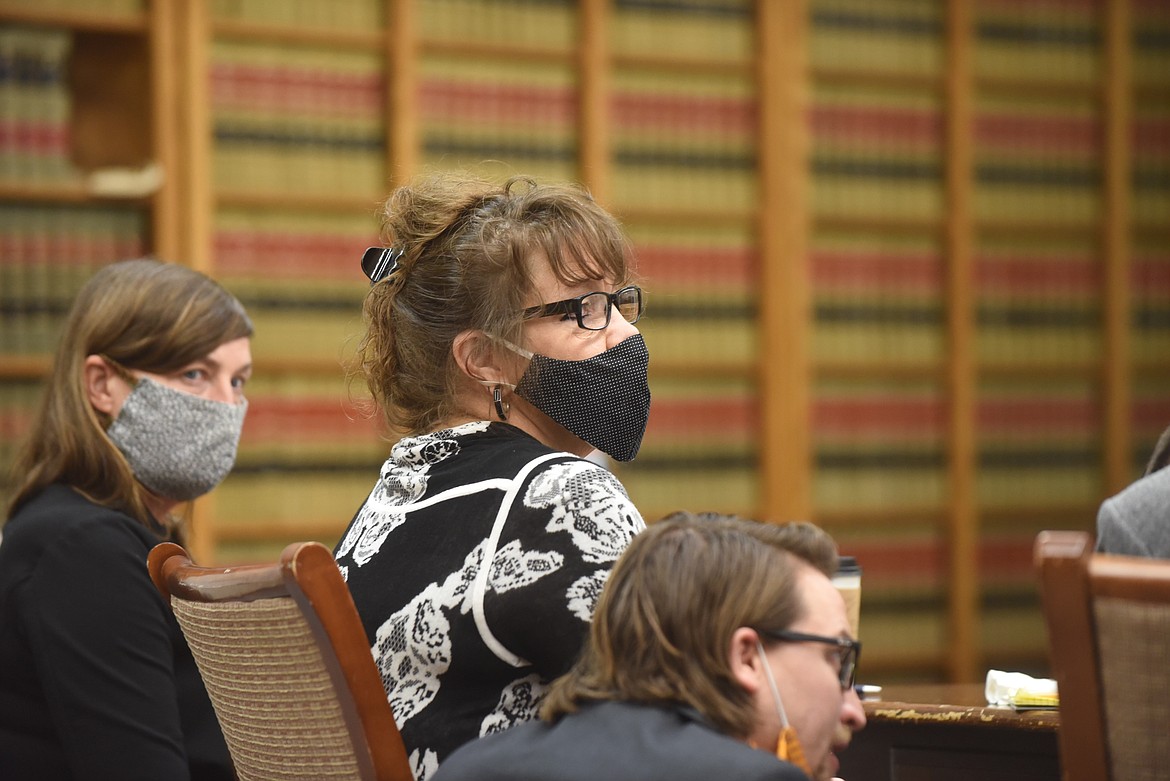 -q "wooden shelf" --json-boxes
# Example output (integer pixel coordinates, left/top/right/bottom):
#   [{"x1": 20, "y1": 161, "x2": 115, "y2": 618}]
[
  {"x1": 616, "y1": 206, "x2": 755, "y2": 228},
  {"x1": 648, "y1": 359, "x2": 756, "y2": 381},
  {"x1": 253, "y1": 357, "x2": 355, "y2": 377},
  {"x1": 1134, "y1": 83, "x2": 1170, "y2": 102},
  {"x1": 978, "y1": 361, "x2": 1101, "y2": 380},
  {"x1": 0, "y1": 181, "x2": 150, "y2": 205},
  {"x1": 814, "y1": 214, "x2": 943, "y2": 237},
  {"x1": 215, "y1": 519, "x2": 344, "y2": 544},
  {"x1": 634, "y1": 502, "x2": 760, "y2": 525},
  {"x1": 811, "y1": 65, "x2": 944, "y2": 94},
  {"x1": 816, "y1": 506, "x2": 946, "y2": 528},
  {"x1": 212, "y1": 19, "x2": 383, "y2": 49},
  {"x1": 0, "y1": 356, "x2": 50, "y2": 379},
  {"x1": 1134, "y1": 360, "x2": 1170, "y2": 378},
  {"x1": 1135, "y1": 221, "x2": 1170, "y2": 241},
  {"x1": 862, "y1": 649, "x2": 948, "y2": 676},
  {"x1": 816, "y1": 362, "x2": 943, "y2": 382},
  {"x1": 976, "y1": 75, "x2": 1101, "y2": 100},
  {"x1": 1, "y1": 0, "x2": 1164, "y2": 693},
  {"x1": 423, "y1": 38, "x2": 573, "y2": 65},
  {"x1": 979, "y1": 503, "x2": 1098, "y2": 525},
  {"x1": 215, "y1": 191, "x2": 385, "y2": 213},
  {"x1": 817, "y1": 503, "x2": 1099, "y2": 531},
  {"x1": 612, "y1": 52, "x2": 752, "y2": 77},
  {"x1": 0, "y1": 7, "x2": 146, "y2": 33},
  {"x1": 976, "y1": 220, "x2": 1100, "y2": 241},
  {"x1": 247, "y1": 356, "x2": 762, "y2": 382}
]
